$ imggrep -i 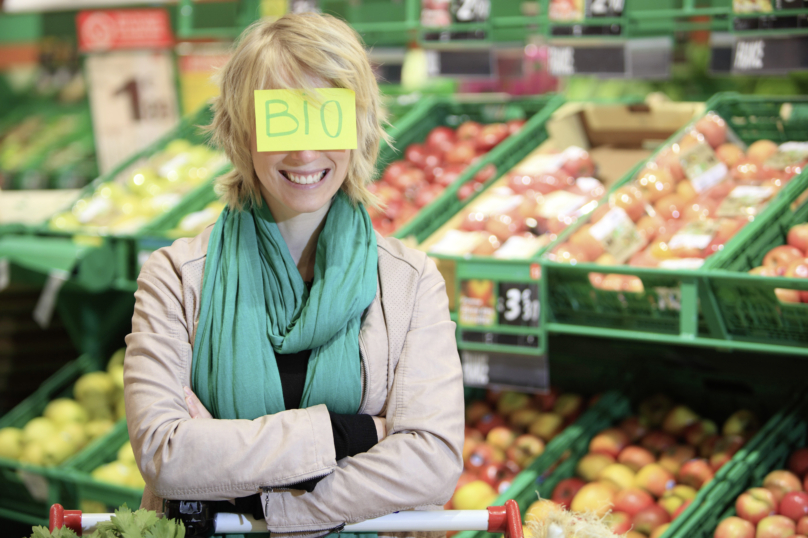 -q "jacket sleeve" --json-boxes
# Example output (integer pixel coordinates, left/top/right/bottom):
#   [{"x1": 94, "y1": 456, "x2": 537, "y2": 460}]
[
  {"x1": 260, "y1": 256, "x2": 465, "y2": 535},
  {"x1": 124, "y1": 247, "x2": 338, "y2": 500}
]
